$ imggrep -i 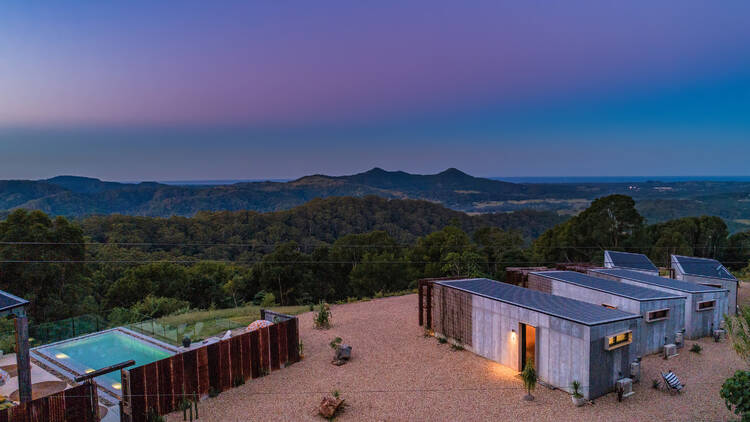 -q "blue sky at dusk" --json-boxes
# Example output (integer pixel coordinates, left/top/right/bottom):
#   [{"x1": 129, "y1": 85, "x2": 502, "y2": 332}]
[{"x1": 1, "y1": 1, "x2": 750, "y2": 180}]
